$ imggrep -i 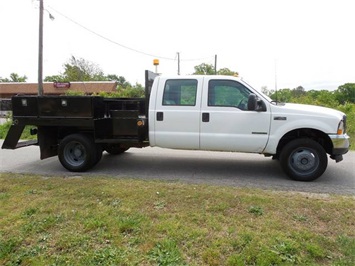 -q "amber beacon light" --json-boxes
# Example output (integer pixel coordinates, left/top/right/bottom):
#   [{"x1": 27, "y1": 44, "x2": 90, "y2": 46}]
[{"x1": 153, "y1": 59, "x2": 159, "y2": 73}]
